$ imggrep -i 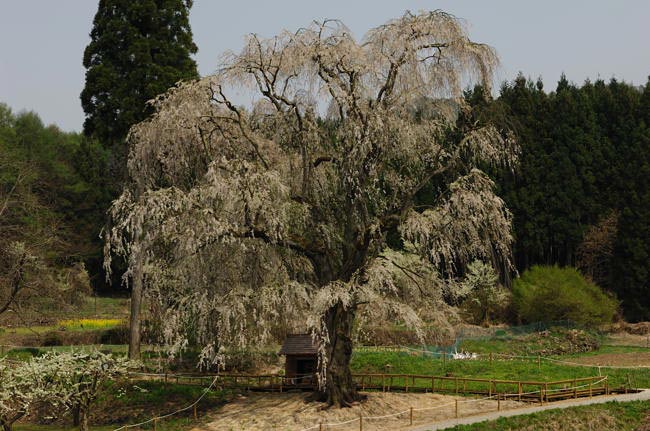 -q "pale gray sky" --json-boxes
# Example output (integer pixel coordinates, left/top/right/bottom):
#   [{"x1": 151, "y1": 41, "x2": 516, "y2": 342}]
[{"x1": 1, "y1": 0, "x2": 649, "y2": 132}]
